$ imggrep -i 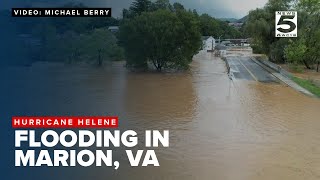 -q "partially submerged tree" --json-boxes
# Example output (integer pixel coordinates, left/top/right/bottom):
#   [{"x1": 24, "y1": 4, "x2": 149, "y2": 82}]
[
  {"x1": 82, "y1": 28, "x2": 124, "y2": 66},
  {"x1": 119, "y1": 10, "x2": 201, "y2": 71}
]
